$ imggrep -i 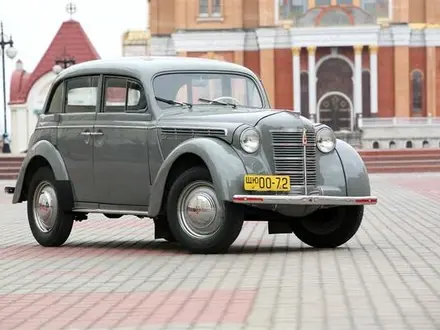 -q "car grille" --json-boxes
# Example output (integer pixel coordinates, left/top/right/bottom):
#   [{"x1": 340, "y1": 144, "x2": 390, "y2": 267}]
[{"x1": 271, "y1": 130, "x2": 317, "y2": 193}]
